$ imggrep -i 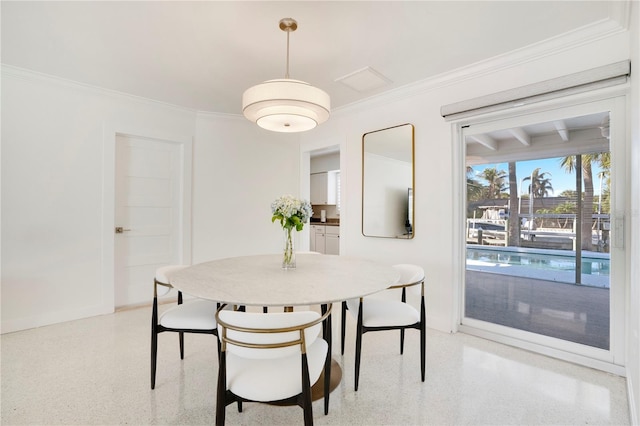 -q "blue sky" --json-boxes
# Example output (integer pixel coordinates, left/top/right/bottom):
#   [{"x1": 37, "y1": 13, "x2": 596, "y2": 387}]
[{"x1": 474, "y1": 157, "x2": 605, "y2": 196}]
